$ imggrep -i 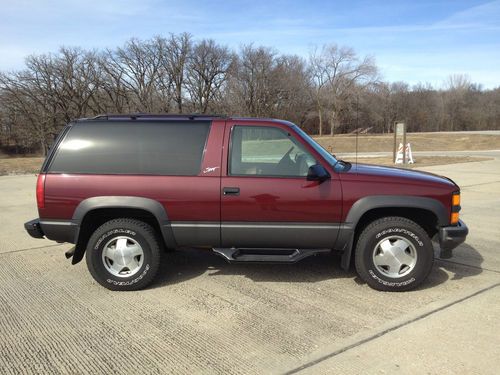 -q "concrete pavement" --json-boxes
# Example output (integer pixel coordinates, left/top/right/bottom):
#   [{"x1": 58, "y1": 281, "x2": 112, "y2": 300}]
[
  {"x1": 283, "y1": 153, "x2": 500, "y2": 374},
  {"x1": 0, "y1": 154, "x2": 499, "y2": 374},
  {"x1": 288, "y1": 284, "x2": 500, "y2": 375}
]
